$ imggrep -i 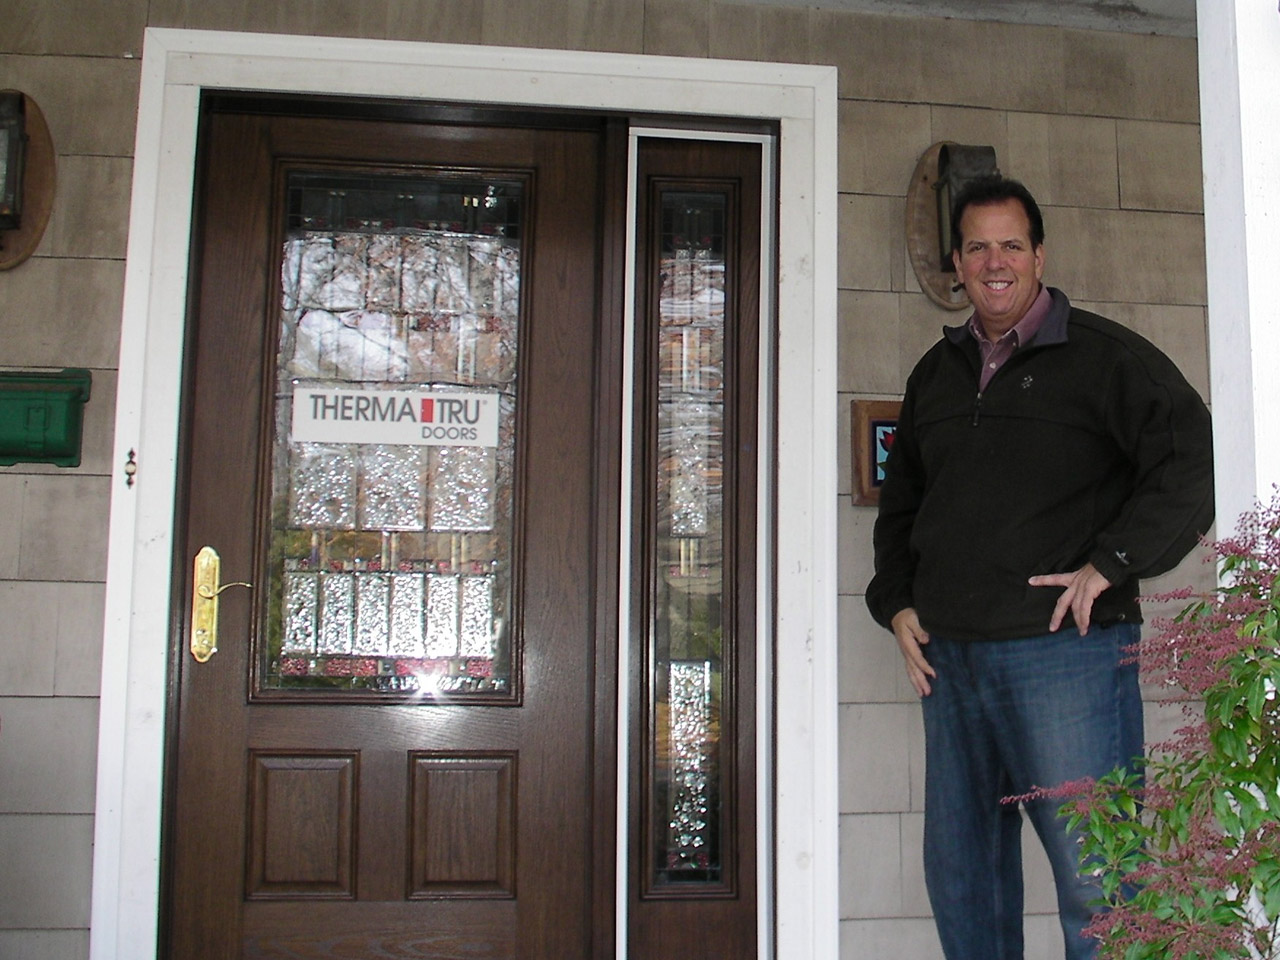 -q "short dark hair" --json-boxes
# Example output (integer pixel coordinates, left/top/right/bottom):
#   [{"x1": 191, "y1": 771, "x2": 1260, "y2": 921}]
[{"x1": 950, "y1": 176, "x2": 1045, "y2": 254}]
